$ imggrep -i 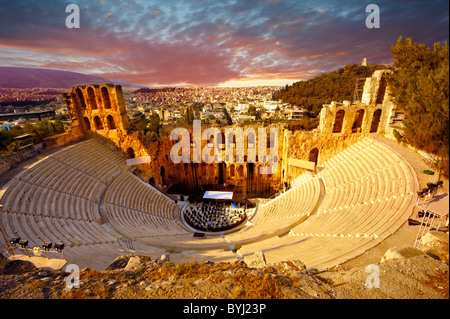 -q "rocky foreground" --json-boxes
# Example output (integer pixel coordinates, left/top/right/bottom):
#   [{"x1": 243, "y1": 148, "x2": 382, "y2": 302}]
[{"x1": 0, "y1": 232, "x2": 448, "y2": 299}]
